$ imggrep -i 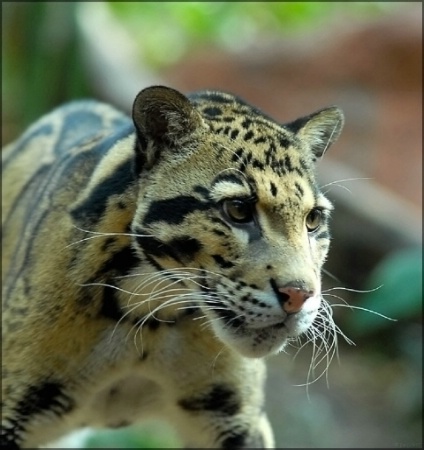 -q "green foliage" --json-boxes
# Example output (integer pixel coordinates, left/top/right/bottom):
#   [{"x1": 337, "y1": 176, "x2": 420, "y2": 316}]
[
  {"x1": 2, "y1": 3, "x2": 91, "y2": 136},
  {"x1": 2, "y1": 1, "x2": 402, "y2": 138},
  {"x1": 346, "y1": 247, "x2": 422, "y2": 336},
  {"x1": 106, "y1": 1, "x2": 401, "y2": 69},
  {"x1": 84, "y1": 423, "x2": 179, "y2": 448}
]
